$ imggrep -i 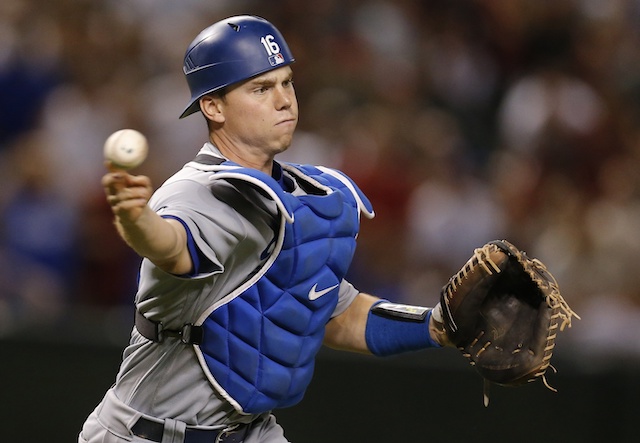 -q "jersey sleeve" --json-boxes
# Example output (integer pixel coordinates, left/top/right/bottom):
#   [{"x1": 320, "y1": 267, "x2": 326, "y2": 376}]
[
  {"x1": 332, "y1": 279, "x2": 359, "y2": 318},
  {"x1": 149, "y1": 178, "x2": 276, "y2": 278}
]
